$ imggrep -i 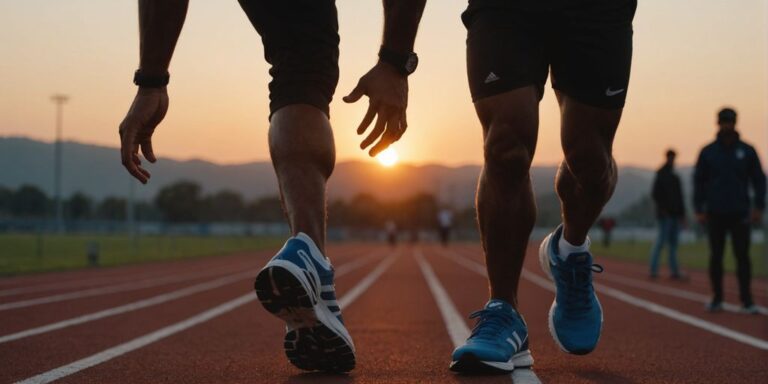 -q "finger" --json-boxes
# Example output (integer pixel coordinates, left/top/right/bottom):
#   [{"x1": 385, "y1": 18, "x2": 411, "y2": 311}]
[
  {"x1": 395, "y1": 110, "x2": 408, "y2": 141},
  {"x1": 119, "y1": 120, "x2": 149, "y2": 184},
  {"x1": 343, "y1": 83, "x2": 365, "y2": 103},
  {"x1": 357, "y1": 101, "x2": 378, "y2": 135},
  {"x1": 369, "y1": 113, "x2": 400, "y2": 157},
  {"x1": 360, "y1": 108, "x2": 388, "y2": 150},
  {"x1": 141, "y1": 140, "x2": 156, "y2": 163},
  {"x1": 131, "y1": 153, "x2": 152, "y2": 181}
]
